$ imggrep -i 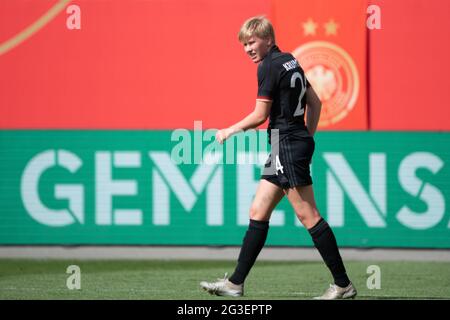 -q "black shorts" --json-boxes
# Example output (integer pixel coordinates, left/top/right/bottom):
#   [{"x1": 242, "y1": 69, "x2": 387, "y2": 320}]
[{"x1": 261, "y1": 134, "x2": 315, "y2": 189}]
